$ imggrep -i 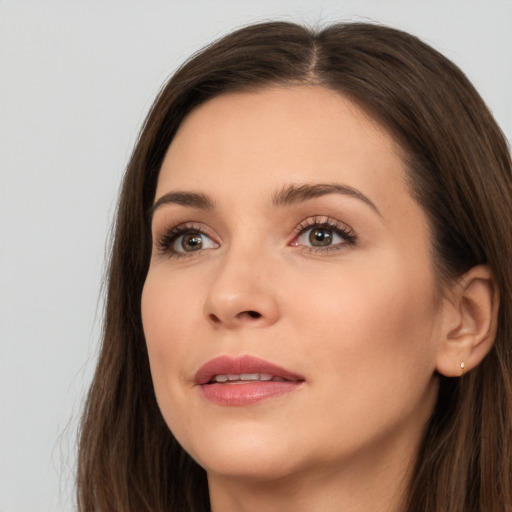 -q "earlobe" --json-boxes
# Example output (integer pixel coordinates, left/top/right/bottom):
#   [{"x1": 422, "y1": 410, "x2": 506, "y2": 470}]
[{"x1": 436, "y1": 265, "x2": 499, "y2": 377}]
